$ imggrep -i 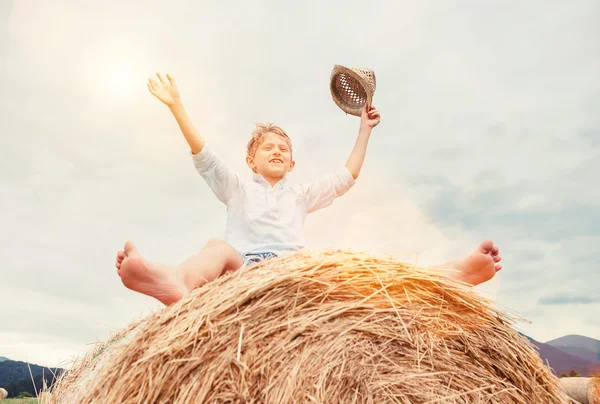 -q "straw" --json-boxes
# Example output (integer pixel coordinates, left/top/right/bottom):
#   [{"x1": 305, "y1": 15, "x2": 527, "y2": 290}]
[{"x1": 42, "y1": 249, "x2": 569, "y2": 403}]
